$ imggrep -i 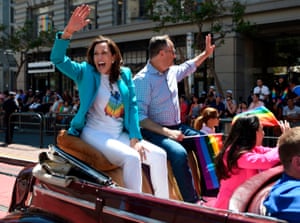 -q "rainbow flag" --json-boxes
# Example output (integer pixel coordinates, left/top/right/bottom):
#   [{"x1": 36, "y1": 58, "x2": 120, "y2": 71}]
[
  {"x1": 232, "y1": 106, "x2": 280, "y2": 127},
  {"x1": 194, "y1": 133, "x2": 223, "y2": 191}
]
